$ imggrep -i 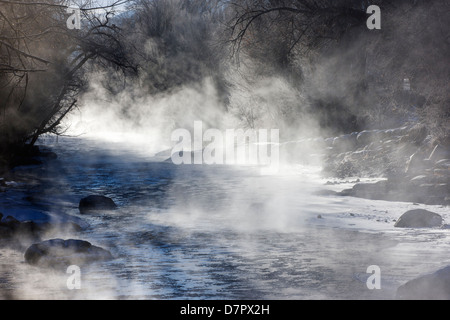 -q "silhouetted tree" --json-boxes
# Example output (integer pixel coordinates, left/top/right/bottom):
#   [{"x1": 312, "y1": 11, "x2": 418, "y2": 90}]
[{"x1": 0, "y1": 0, "x2": 134, "y2": 163}]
